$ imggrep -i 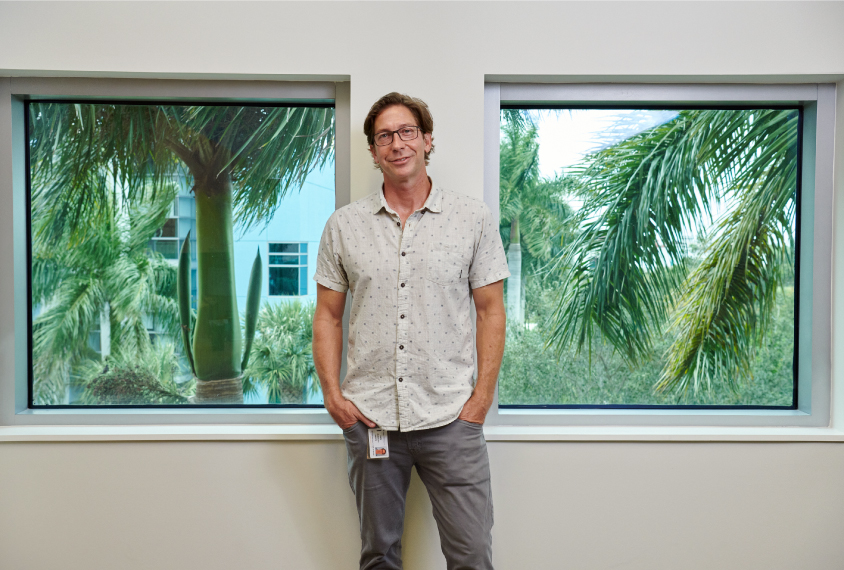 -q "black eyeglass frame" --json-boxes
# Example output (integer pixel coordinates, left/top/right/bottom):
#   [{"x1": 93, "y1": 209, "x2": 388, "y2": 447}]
[{"x1": 372, "y1": 126, "x2": 422, "y2": 146}]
